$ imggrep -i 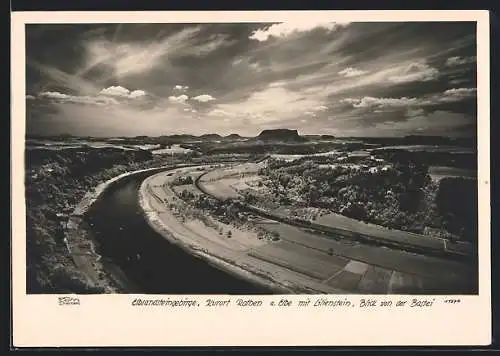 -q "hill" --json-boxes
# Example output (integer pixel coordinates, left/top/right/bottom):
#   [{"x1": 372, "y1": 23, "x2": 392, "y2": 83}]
[{"x1": 225, "y1": 133, "x2": 243, "y2": 140}]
